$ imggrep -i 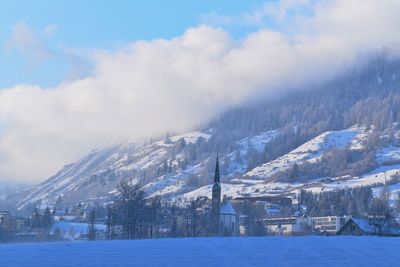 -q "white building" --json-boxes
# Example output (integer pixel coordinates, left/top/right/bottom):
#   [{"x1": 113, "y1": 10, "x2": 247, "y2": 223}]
[
  {"x1": 312, "y1": 216, "x2": 347, "y2": 234},
  {"x1": 254, "y1": 201, "x2": 282, "y2": 216},
  {"x1": 264, "y1": 217, "x2": 311, "y2": 235},
  {"x1": 219, "y1": 201, "x2": 240, "y2": 236}
]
